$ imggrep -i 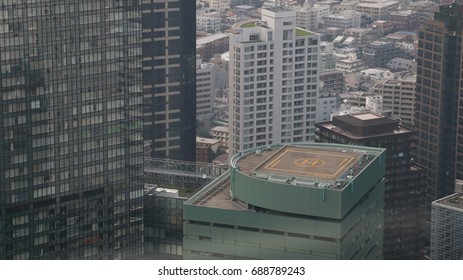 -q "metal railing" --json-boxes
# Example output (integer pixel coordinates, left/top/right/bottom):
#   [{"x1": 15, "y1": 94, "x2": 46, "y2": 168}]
[{"x1": 144, "y1": 157, "x2": 229, "y2": 187}]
